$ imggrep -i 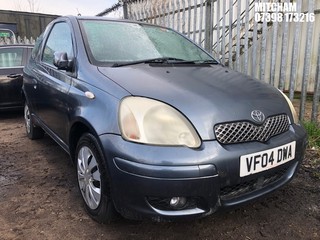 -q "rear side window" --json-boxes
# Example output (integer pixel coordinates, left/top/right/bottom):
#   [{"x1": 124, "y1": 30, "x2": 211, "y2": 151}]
[
  {"x1": 0, "y1": 48, "x2": 23, "y2": 68},
  {"x1": 42, "y1": 22, "x2": 73, "y2": 66}
]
